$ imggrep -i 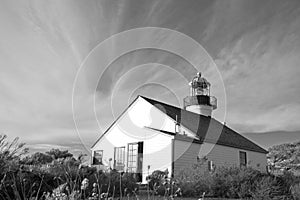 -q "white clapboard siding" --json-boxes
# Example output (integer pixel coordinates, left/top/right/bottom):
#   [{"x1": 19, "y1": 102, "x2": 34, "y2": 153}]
[
  {"x1": 173, "y1": 140, "x2": 201, "y2": 172},
  {"x1": 205, "y1": 144, "x2": 267, "y2": 171},
  {"x1": 174, "y1": 139, "x2": 267, "y2": 173}
]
